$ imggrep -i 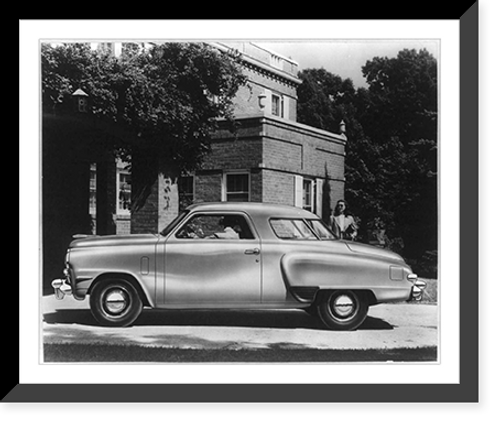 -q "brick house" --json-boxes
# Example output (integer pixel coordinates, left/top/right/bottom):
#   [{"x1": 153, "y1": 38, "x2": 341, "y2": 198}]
[
  {"x1": 42, "y1": 41, "x2": 346, "y2": 291},
  {"x1": 177, "y1": 43, "x2": 345, "y2": 221},
  {"x1": 131, "y1": 42, "x2": 347, "y2": 233},
  {"x1": 82, "y1": 41, "x2": 347, "y2": 233}
]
